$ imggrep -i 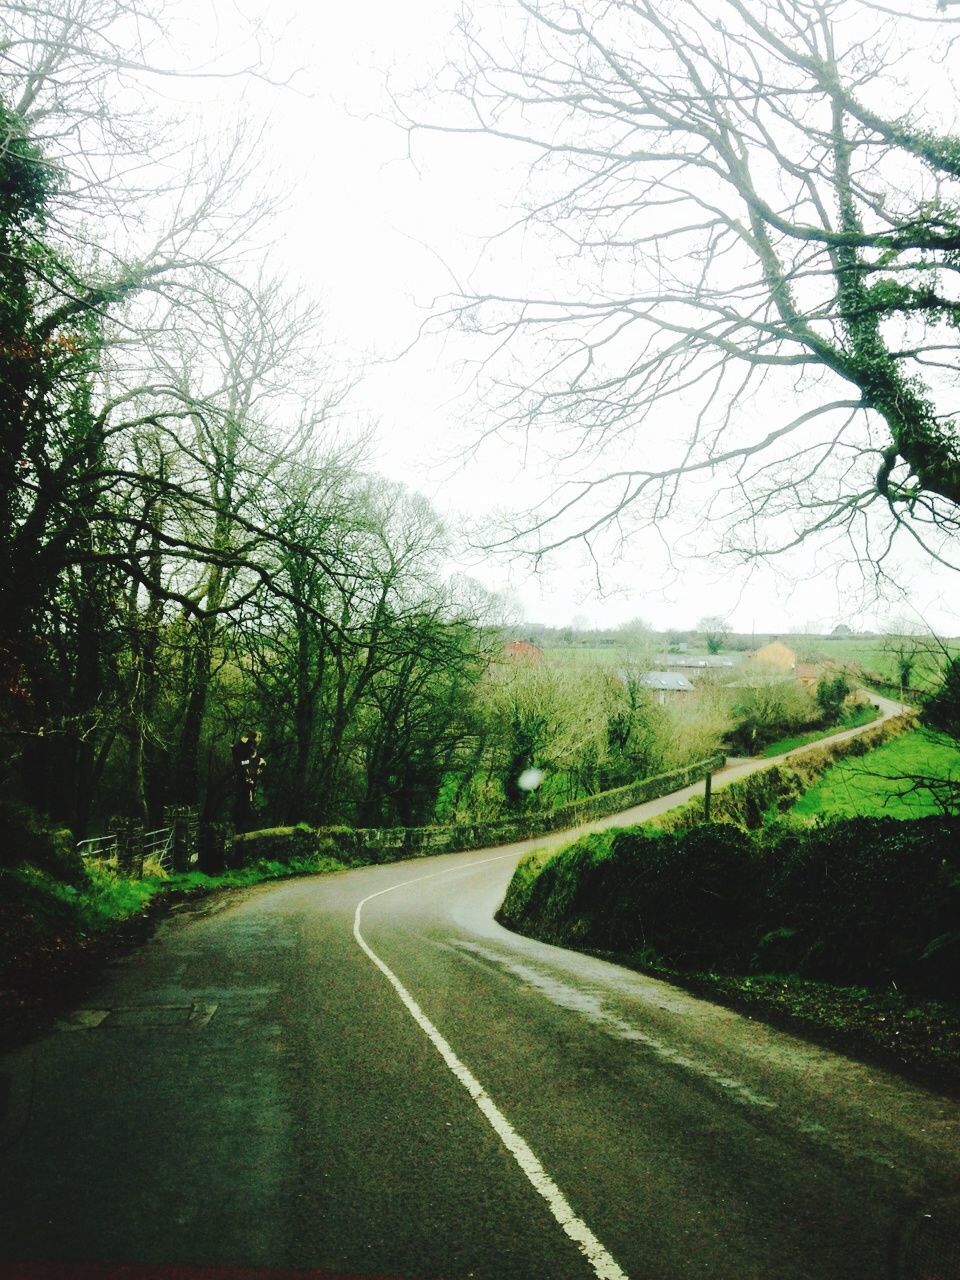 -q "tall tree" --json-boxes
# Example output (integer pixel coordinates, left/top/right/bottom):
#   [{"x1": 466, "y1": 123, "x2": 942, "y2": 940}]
[{"x1": 417, "y1": 0, "x2": 960, "y2": 570}]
